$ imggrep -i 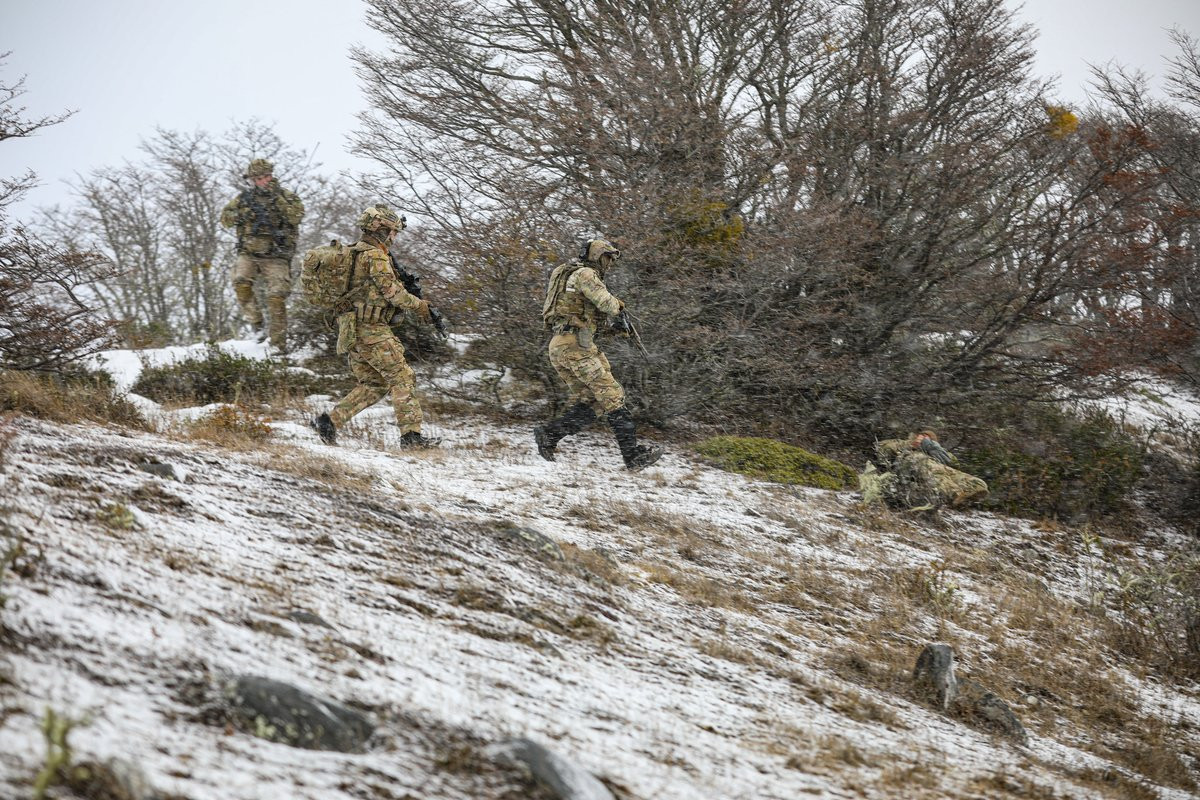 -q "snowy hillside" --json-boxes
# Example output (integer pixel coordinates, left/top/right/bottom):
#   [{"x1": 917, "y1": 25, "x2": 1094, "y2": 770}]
[{"x1": 1, "y1": 343, "x2": 1199, "y2": 800}]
